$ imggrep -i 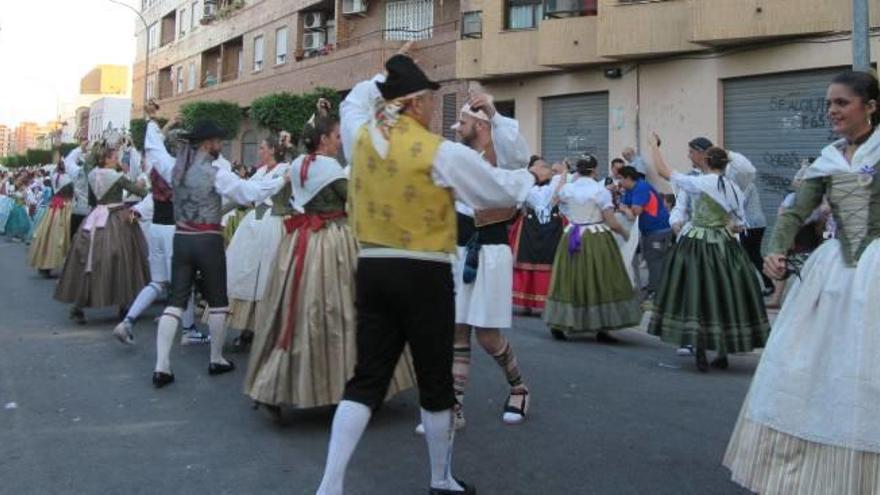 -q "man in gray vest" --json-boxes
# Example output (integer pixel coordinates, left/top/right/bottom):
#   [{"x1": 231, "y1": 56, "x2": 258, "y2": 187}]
[{"x1": 152, "y1": 120, "x2": 289, "y2": 388}]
